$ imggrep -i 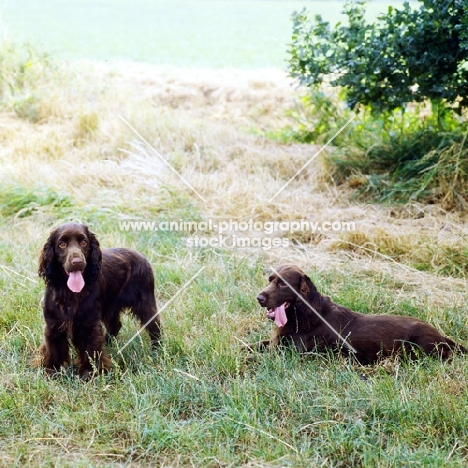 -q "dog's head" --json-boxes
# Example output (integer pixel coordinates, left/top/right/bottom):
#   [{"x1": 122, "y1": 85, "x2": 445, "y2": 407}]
[
  {"x1": 38, "y1": 223, "x2": 102, "y2": 292},
  {"x1": 257, "y1": 265, "x2": 319, "y2": 327}
]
